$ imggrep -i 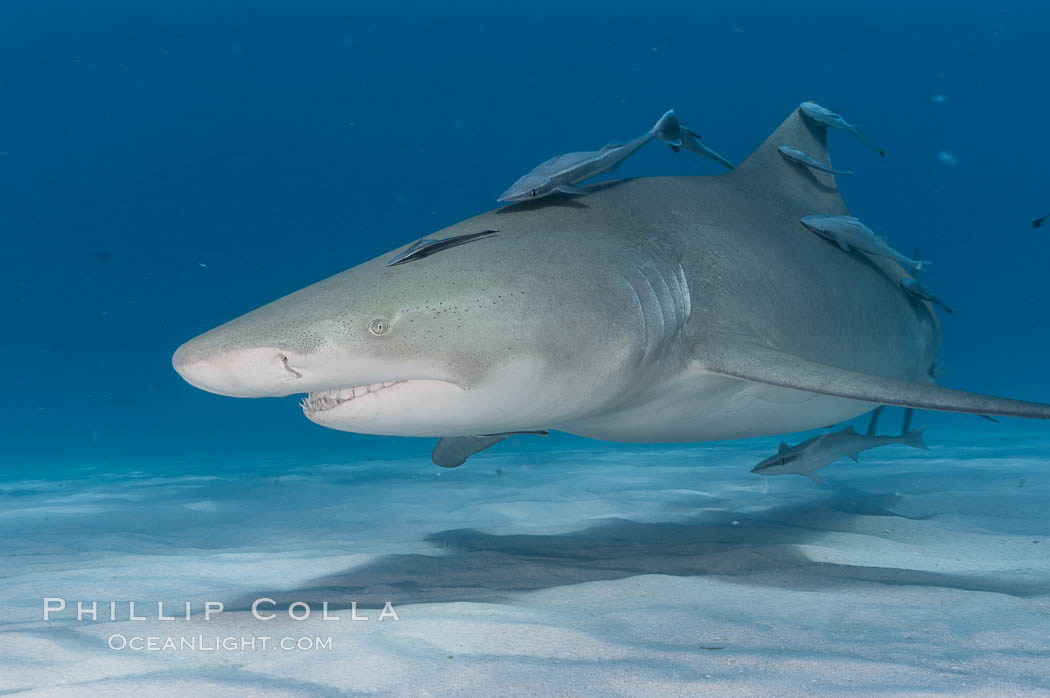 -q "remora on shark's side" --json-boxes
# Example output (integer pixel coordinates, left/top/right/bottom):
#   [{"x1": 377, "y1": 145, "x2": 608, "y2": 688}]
[
  {"x1": 173, "y1": 107, "x2": 1050, "y2": 468},
  {"x1": 800, "y1": 214, "x2": 931, "y2": 272},
  {"x1": 778, "y1": 144, "x2": 852, "y2": 176},
  {"x1": 900, "y1": 278, "x2": 953, "y2": 315},
  {"x1": 799, "y1": 101, "x2": 885, "y2": 157},
  {"x1": 751, "y1": 426, "x2": 928, "y2": 484}
]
